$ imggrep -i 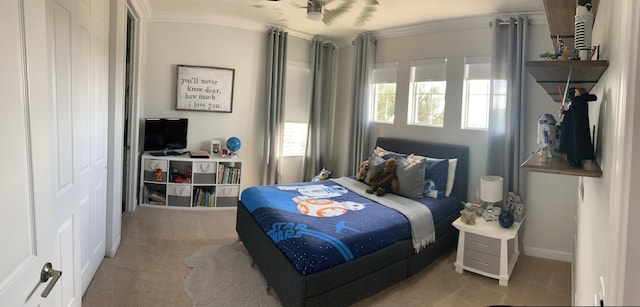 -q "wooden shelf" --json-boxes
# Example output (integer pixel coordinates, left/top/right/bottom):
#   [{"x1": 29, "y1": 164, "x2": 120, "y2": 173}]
[
  {"x1": 525, "y1": 60, "x2": 608, "y2": 103},
  {"x1": 521, "y1": 152, "x2": 602, "y2": 177},
  {"x1": 522, "y1": 0, "x2": 604, "y2": 178}
]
